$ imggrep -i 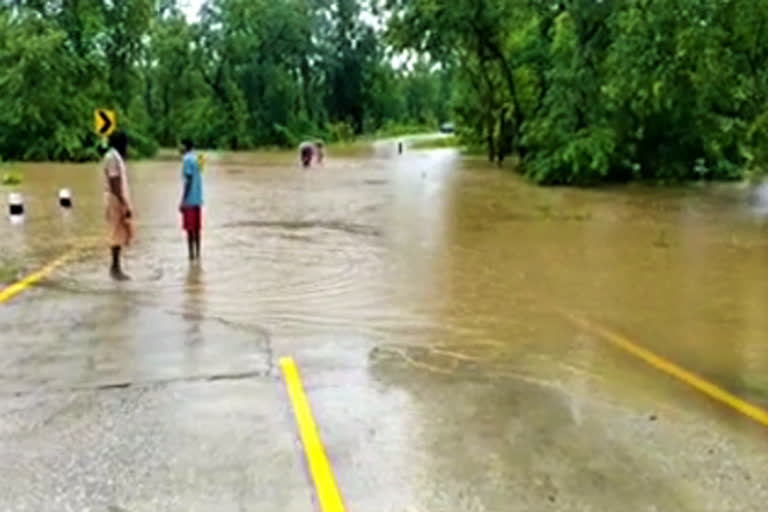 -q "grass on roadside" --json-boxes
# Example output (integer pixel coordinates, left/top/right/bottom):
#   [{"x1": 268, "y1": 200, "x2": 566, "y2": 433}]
[
  {"x1": 409, "y1": 136, "x2": 460, "y2": 150},
  {"x1": 737, "y1": 375, "x2": 768, "y2": 405},
  {"x1": 375, "y1": 122, "x2": 436, "y2": 138},
  {"x1": 0, "y1": 260, "x2": 20, "y2": 287}
]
